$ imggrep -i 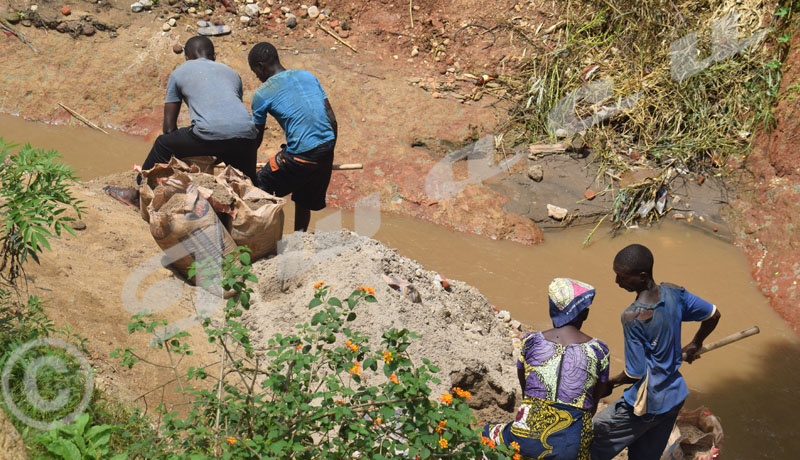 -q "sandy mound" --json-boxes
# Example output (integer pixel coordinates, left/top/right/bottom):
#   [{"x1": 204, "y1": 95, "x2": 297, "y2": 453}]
[{"x1": 244, "y1": 230, "x2": 522, "y2": 423}]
